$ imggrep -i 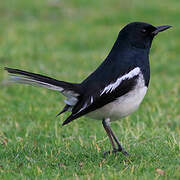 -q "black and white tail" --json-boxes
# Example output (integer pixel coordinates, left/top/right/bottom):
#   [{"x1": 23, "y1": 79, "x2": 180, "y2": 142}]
[{"x1": 4, "y1": 67, "x2": 81, "y2": 117}]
